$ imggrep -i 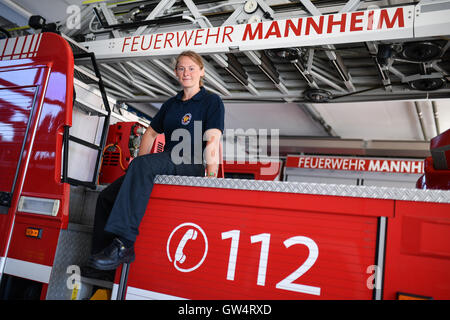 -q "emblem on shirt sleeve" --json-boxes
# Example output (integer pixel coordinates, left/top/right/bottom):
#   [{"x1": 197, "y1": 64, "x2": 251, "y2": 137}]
[{"x1": 181, "y1": 113, "x2": 192, "y2": 125}]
